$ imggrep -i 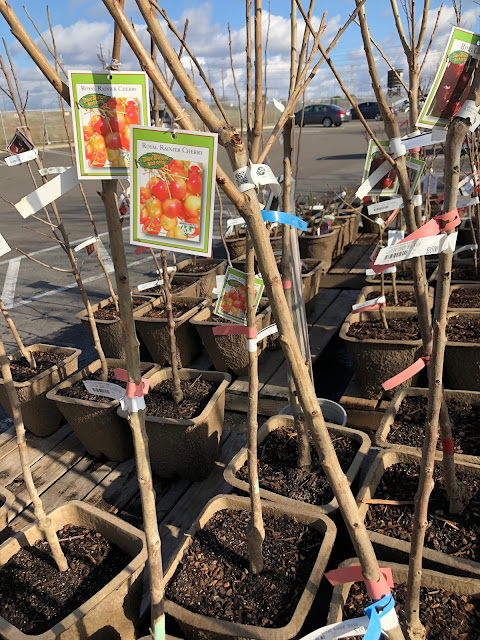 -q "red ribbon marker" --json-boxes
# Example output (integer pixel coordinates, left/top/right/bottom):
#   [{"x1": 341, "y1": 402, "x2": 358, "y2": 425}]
[
  {"x1": 435, "y1": 193, "x2": 444, "y2": 204},
  {"x1": 371, "y1": 209, "x2": 460, "y2": 274},
  {"x1": 382, "y1": 355, "x2": 429, "y2": 391},
  {"x1": 326, "y1": 566, "x2": 394, "y2": 601},
  {"x1": 212, "y1": 325, "x2": 258, "y2": 337},
  {"x1": 385, "y1": 208, "x2": 400, "y2": 227},
  {"x1": 113, "y1": 368, "x2": 150, "y2": 397},
  {"x1": 134, "y1": 246, "x2": 149, "y2": 255},
  {"x1": 282, "y1": 280, "x2": 292, "y2": 289},
  {"x1": 442, "y1": 438, "x2": 454, "y2": 455}
]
